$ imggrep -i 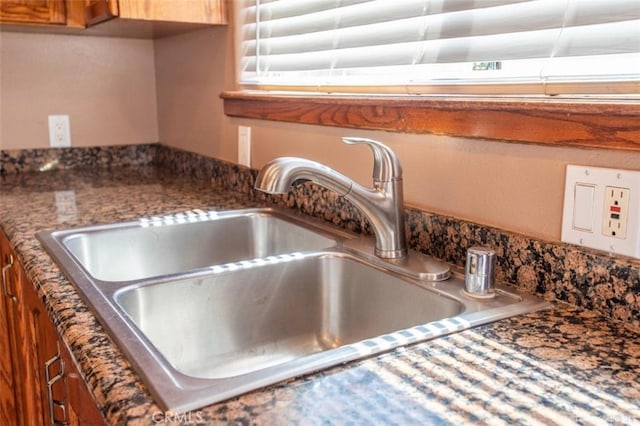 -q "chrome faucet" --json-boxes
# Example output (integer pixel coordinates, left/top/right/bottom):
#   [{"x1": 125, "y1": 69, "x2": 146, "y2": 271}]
[{"x1": 254, "y1": 137, "x2": 408, "y2": 259}]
